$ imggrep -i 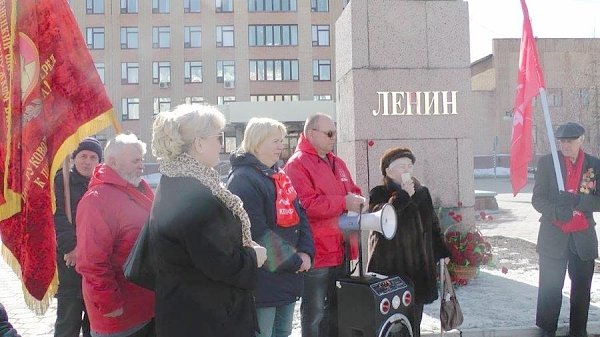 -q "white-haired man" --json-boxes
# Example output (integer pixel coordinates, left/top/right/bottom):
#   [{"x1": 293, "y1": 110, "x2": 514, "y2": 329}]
[{"x1": 76, "y1": 134, "x2": 155, "y2": 337}]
